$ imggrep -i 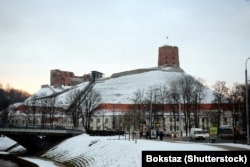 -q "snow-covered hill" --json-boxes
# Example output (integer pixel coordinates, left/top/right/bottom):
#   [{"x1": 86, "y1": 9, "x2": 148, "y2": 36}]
[
  {"x1": 26, "y1": 66, "x2": 215, "y2": 108},
  {"x1": 95, "y1": 67, "x2": 214, "y2": 104}
]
